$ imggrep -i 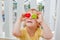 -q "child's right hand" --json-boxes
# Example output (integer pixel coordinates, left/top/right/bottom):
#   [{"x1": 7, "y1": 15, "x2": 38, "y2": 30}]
[{"x1": 20, "y1": 13, "x2": 26, "y2": 22}]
